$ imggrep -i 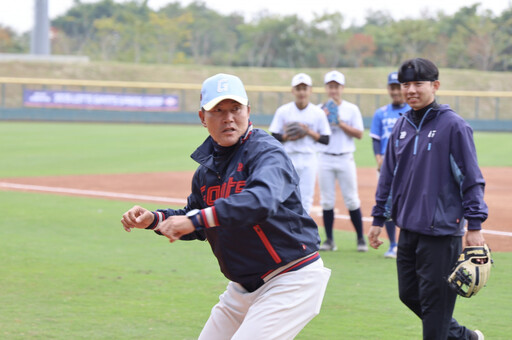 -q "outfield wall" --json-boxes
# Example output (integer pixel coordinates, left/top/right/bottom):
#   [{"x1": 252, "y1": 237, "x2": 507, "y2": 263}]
[
  {"x1": 2, "y1": 108, "x2": 512, "y2": 132},
  {"x1": 1, "y1": 77, "x2": 512, "y2": 131}
]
